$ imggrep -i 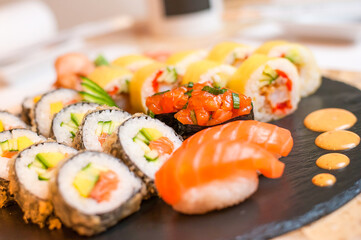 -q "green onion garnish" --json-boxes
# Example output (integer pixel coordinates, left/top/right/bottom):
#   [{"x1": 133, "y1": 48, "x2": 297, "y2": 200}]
[
  {"x1": 184, "y1": 89, "x2": 193, "y2": 97},
  {"x1": 232, "y1": 93, "x2": 240, "y2": 109},
  {"x1": 182, "y1": 102, "x2": 188, "y2": 109},
  {"x1": 148, "y1": 110, "x2": 155, "y2": 118},
  {"x1": 153, "y1": 90, "x2": 170, "y2": 96},
  {"x1": 94, "y1": 55, "x2": 109, "y2": 66},
  {"x1": 202, "y1": 86, "x2": 227, "y2": 95},
  {"x1": 187, "y1": 82, "x2": 194, "y2": 88},
  {"x1": 190, "y1": 110, "x2": 197, "y2": 125}
]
